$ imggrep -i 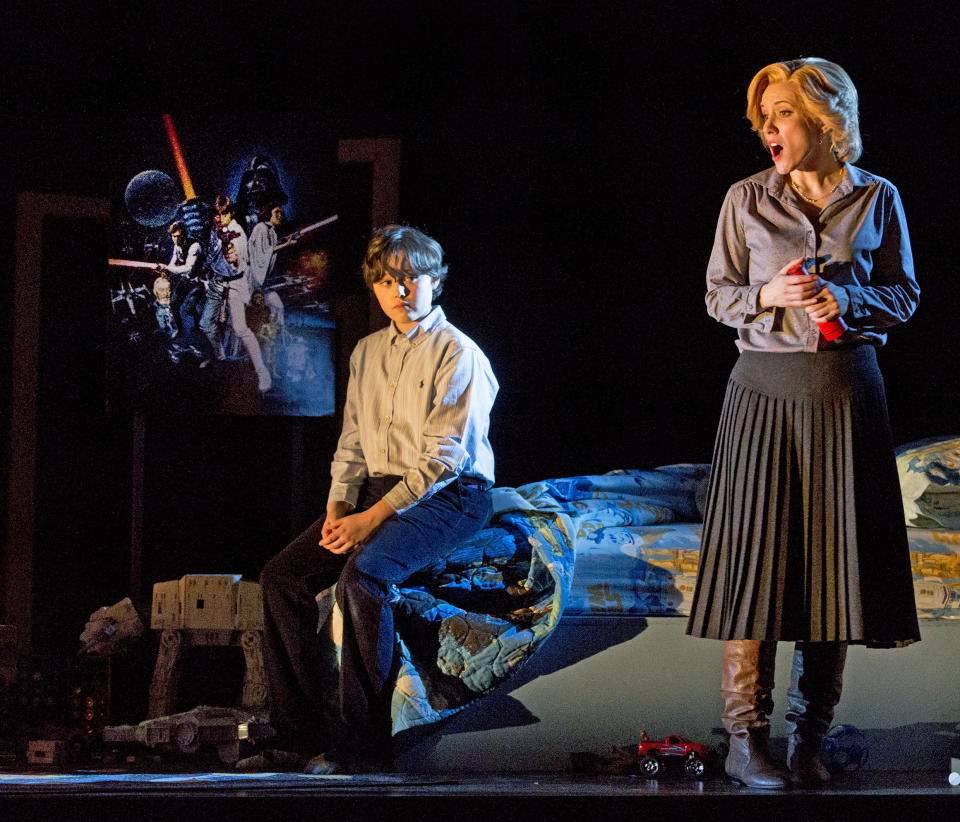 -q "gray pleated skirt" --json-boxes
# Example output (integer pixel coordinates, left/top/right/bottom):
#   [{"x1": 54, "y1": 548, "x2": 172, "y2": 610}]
[{"x1": 686, "y1": 346, "x2": 920, "y2": 647}]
